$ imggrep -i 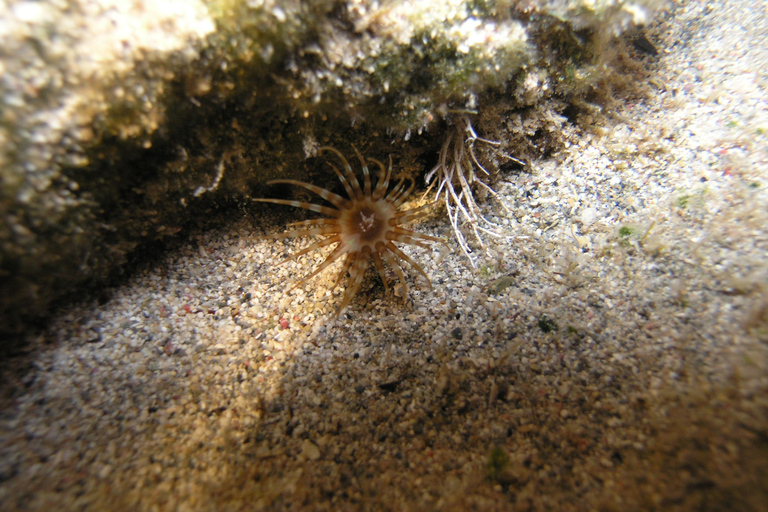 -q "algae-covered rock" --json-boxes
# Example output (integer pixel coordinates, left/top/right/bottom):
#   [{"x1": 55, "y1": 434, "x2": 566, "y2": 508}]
[
  {"x1": 0, "y1": 0, "x2": 216, "y2": 343},
  {"x1": 0, "y1": 0, "x2": 661, "y2": 346}
]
